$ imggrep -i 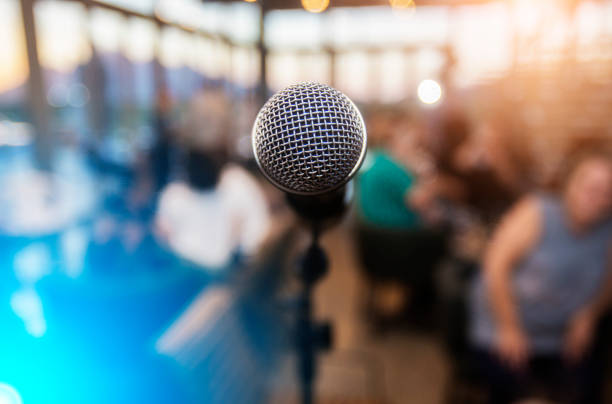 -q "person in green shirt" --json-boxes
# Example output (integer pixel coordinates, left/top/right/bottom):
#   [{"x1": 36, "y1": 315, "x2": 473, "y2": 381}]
[
  {"x1": 354, "y1": 112, "x2": 448, "y2": 326},
  {"x1": 357, "y1": 149, "x2": 421, "y2": 229}
]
